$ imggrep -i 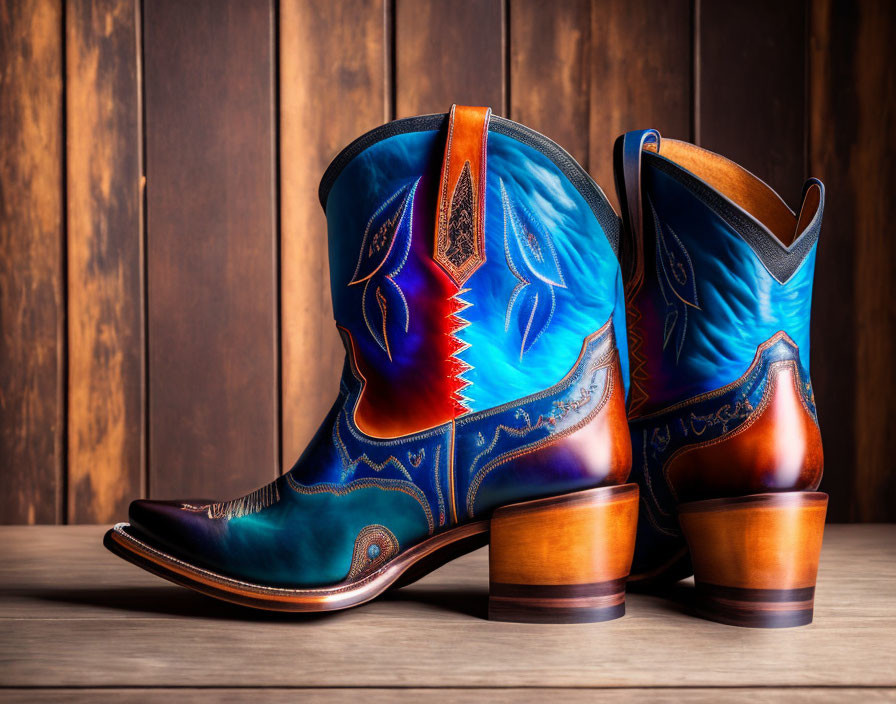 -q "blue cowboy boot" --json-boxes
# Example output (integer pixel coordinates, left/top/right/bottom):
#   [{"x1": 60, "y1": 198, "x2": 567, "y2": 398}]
[
  {"x1": 615, "y1": 129, "x2": 826, "y2": 627},
  {"x1": 105, "y1": 106, "x2": 637, "y2": 623}
]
